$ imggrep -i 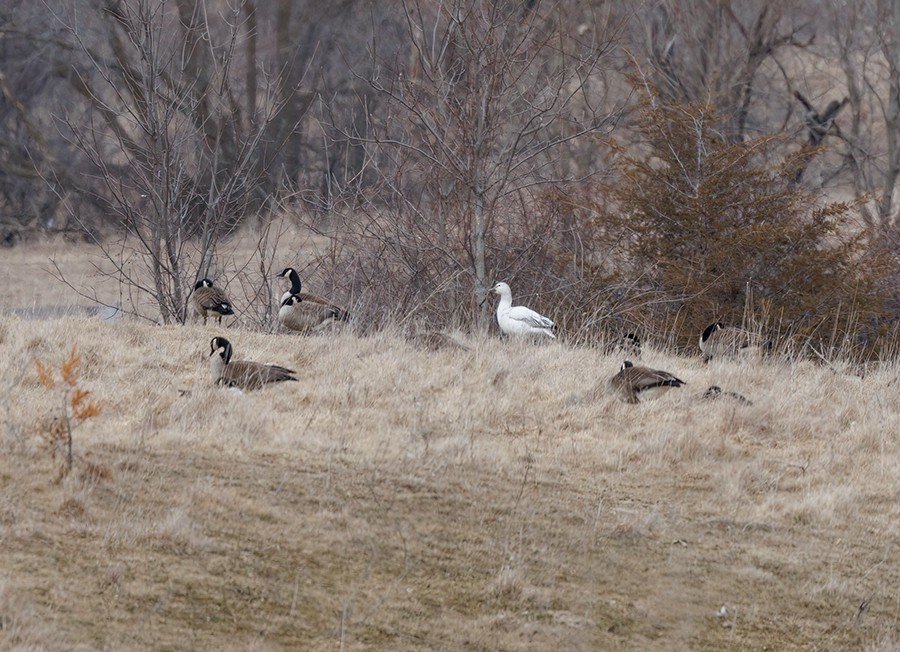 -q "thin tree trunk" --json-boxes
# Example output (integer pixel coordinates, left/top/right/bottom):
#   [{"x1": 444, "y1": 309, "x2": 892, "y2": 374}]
[
  {"x1": 245, "y1": 3, "x2": 258, "y2": 123},
  {"x1": 881, "y1": 0, "x2": 900, "y2": 222},
  {"x1": 472, "y1": 189, "x2": 488, "y2": 328}
]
